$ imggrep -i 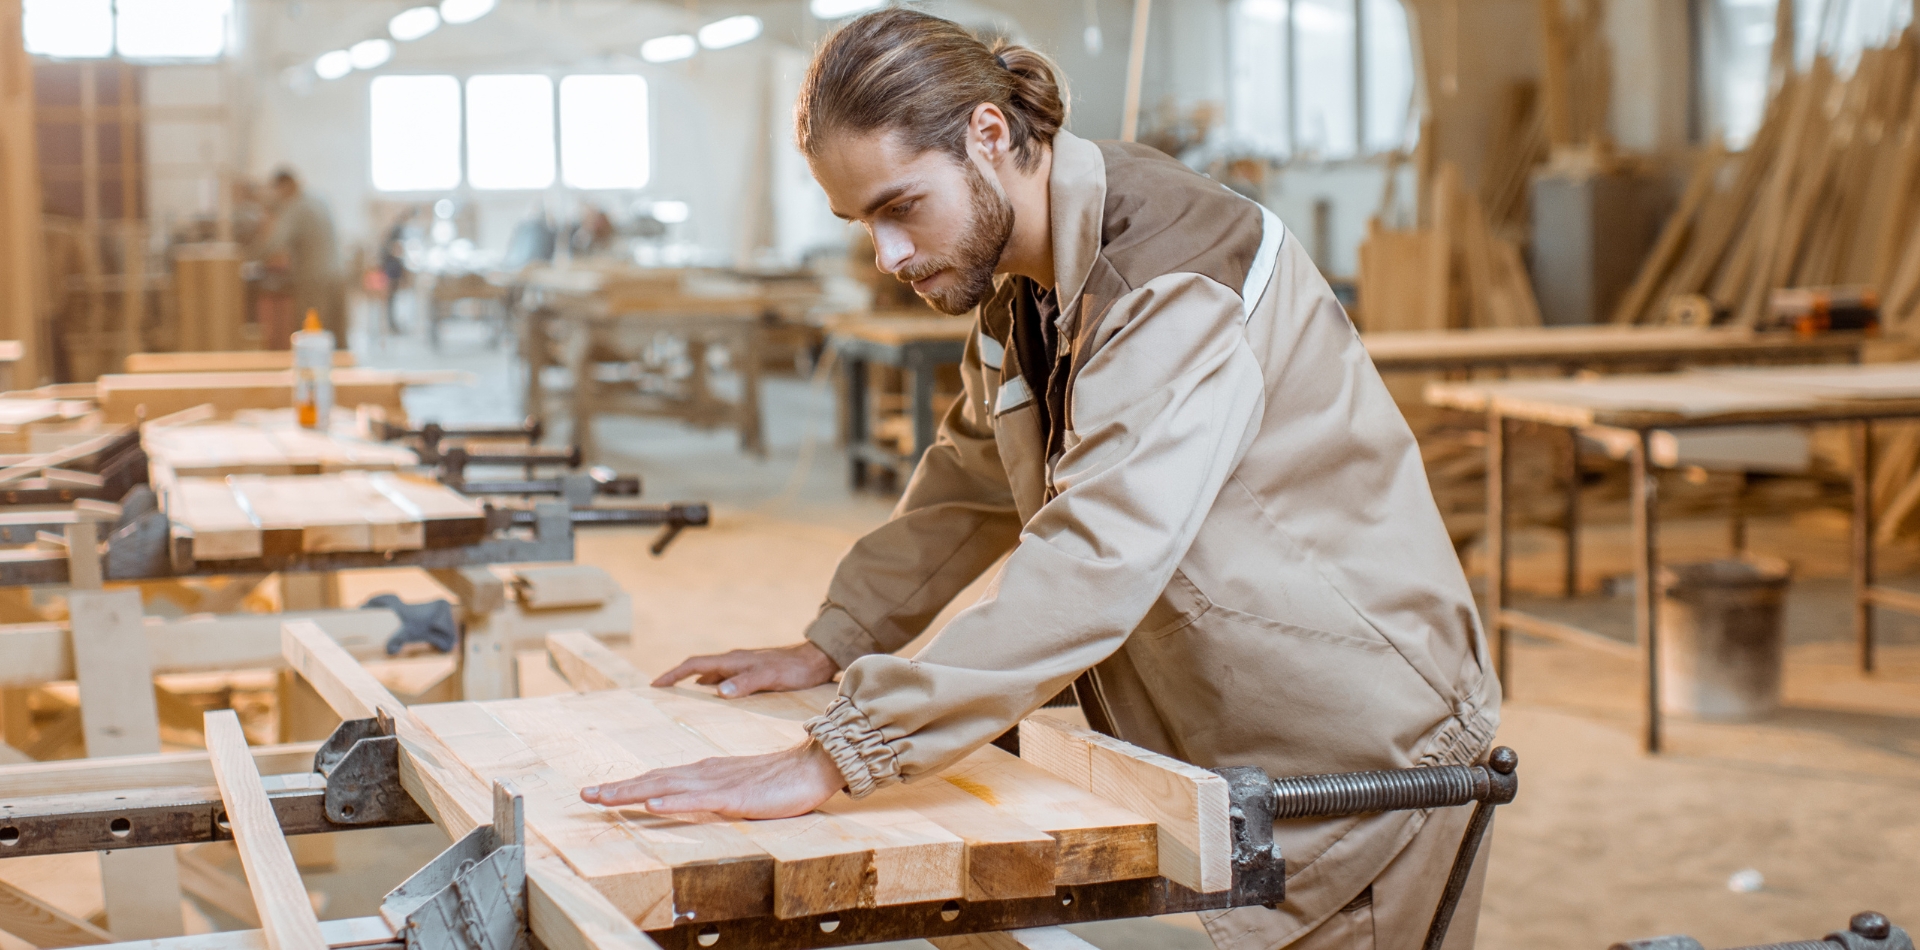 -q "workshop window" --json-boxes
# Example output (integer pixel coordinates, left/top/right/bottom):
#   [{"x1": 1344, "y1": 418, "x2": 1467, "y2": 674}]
[
  {"x1": 370, "y1": 75, "x2": 464, "y2": 192},
  {"x1": 1695, "y1": 0, "x2": 1912, "y2": 149},
  {"x1": 466, "y1": 74, "x2": 558, "y2": 191},
  {"x1": 1227, "y1": 0, "x2": 1418, "y2": 160},
  {"x1": 23, "y1": 0, "x2": 232, "y2": 61},
  {"x1": 559, "y1": 75, "x2": 651, "y2": 190}
]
